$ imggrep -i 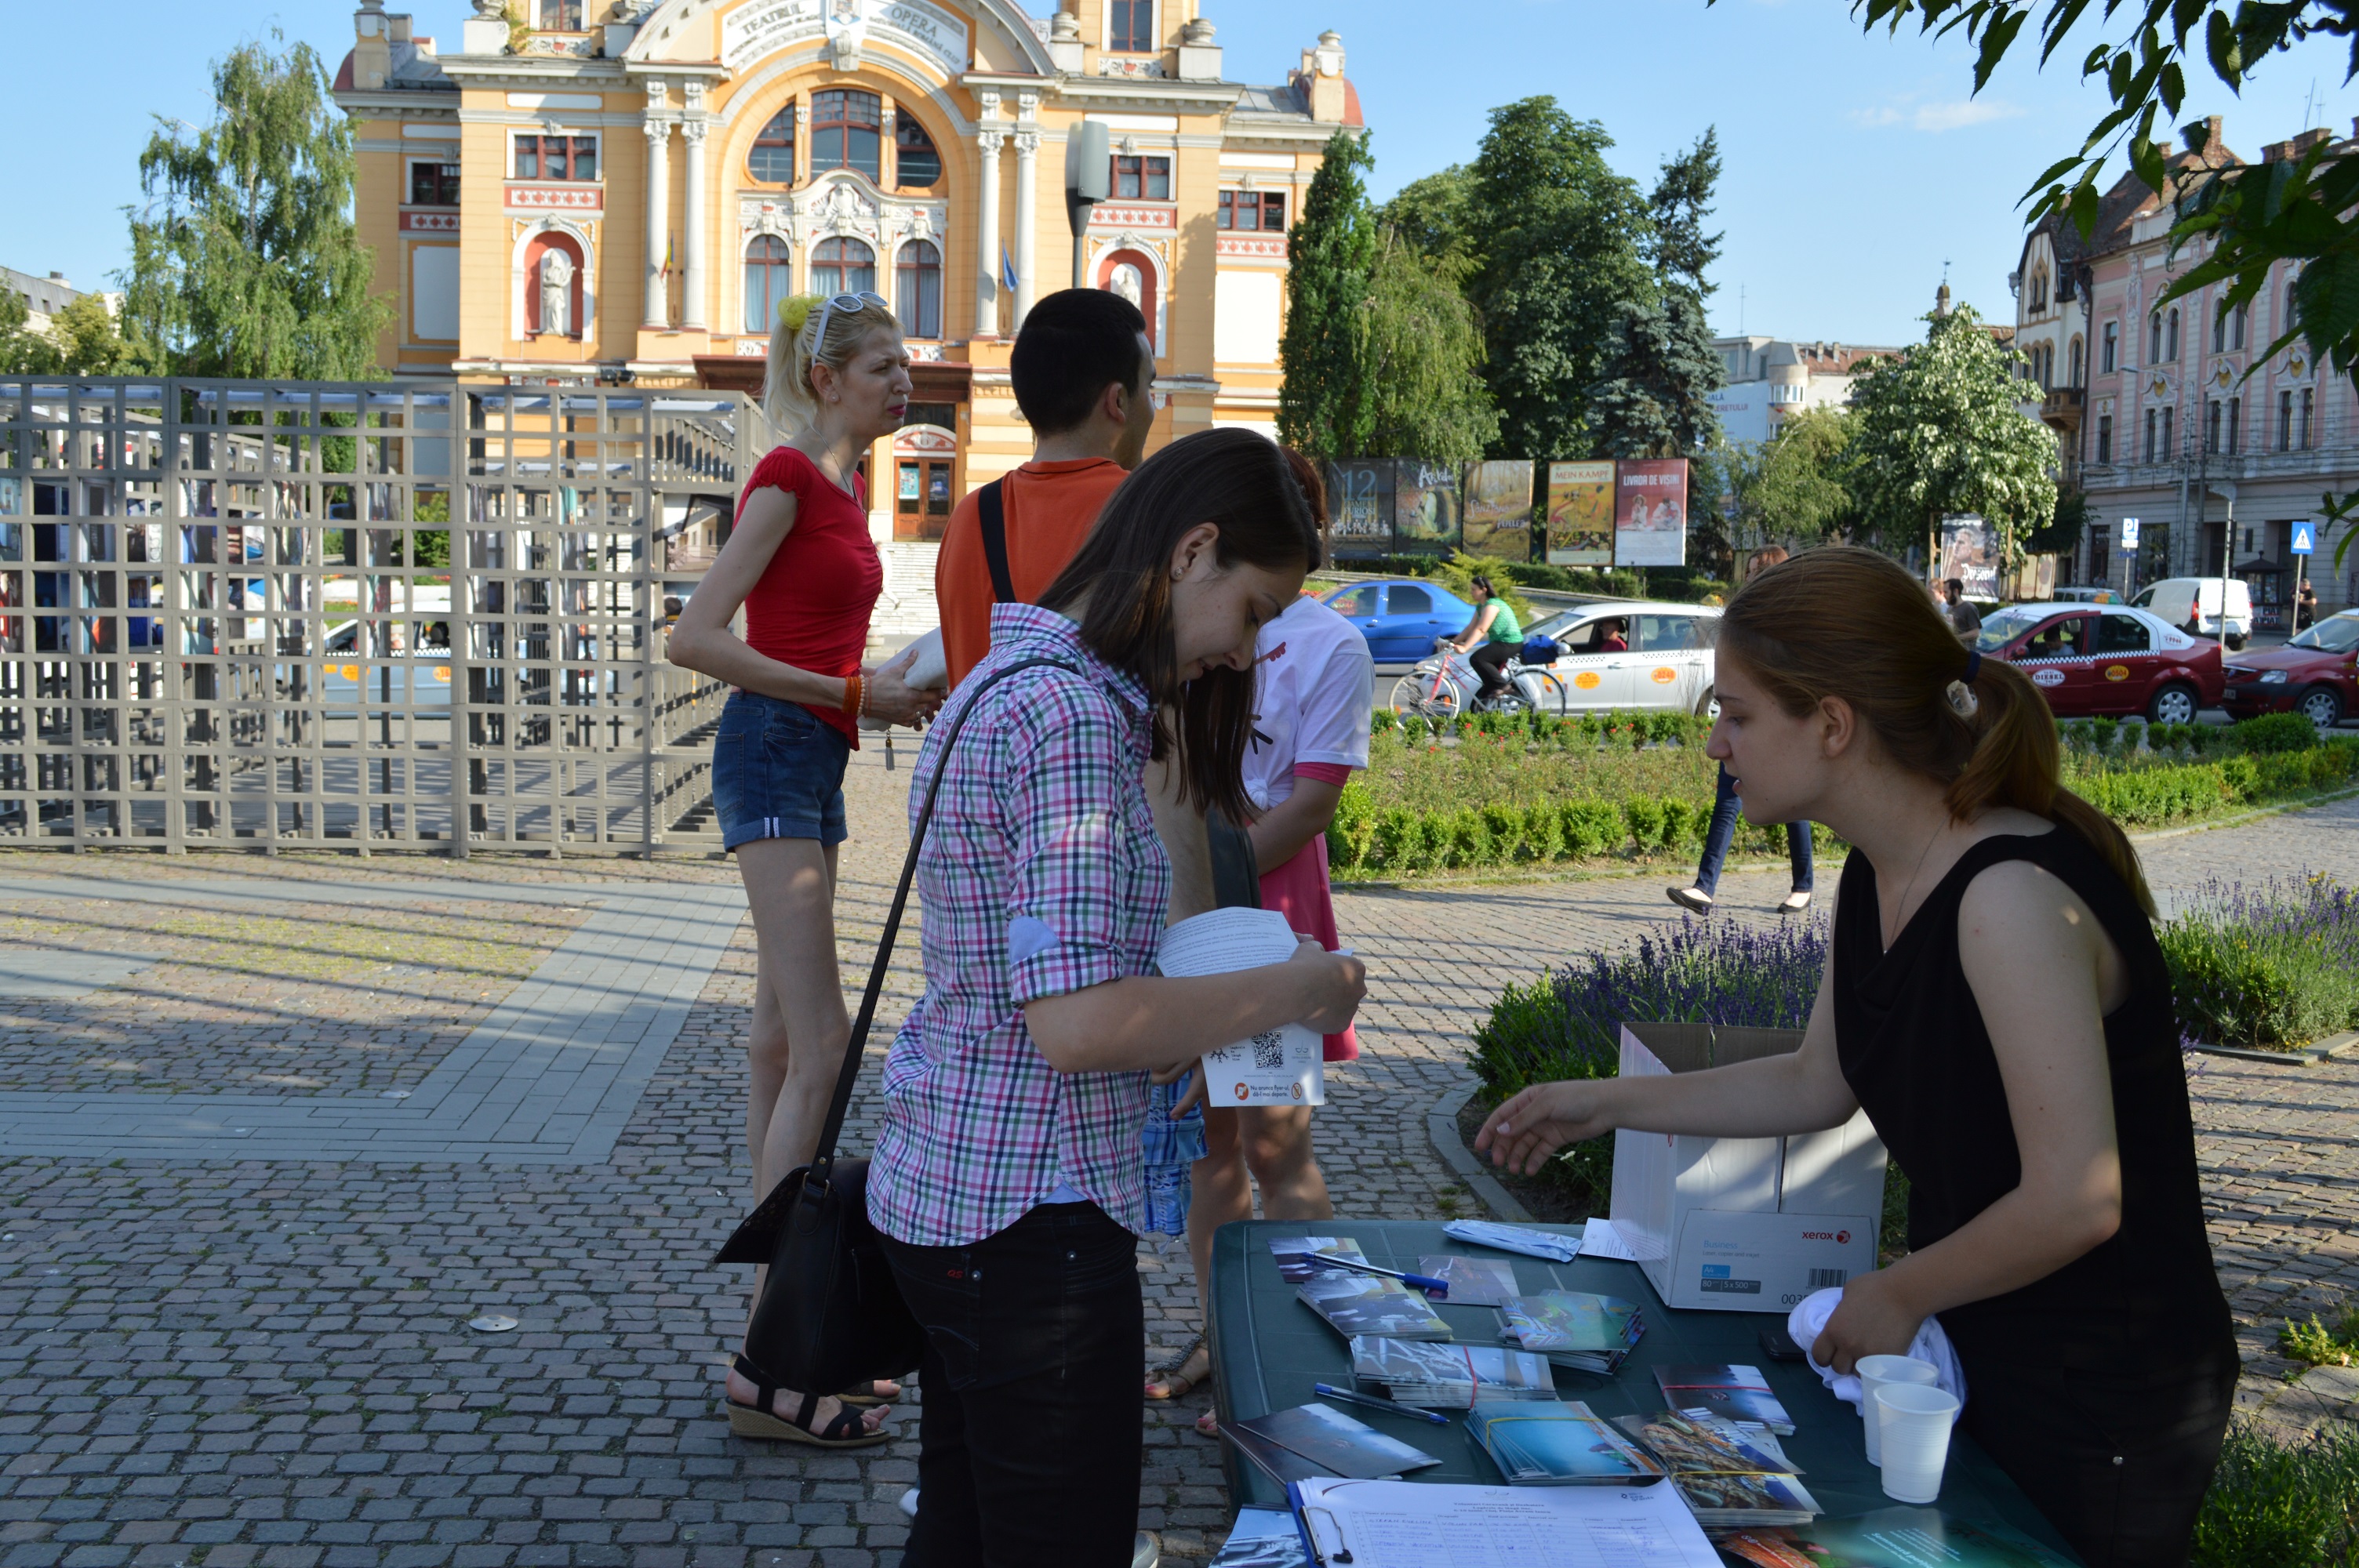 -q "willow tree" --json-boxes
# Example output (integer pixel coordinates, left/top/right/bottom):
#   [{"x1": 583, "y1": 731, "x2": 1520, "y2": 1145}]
[
  {"x1": 1845, "y1": 306, "x2": 2058, "y2": 568},
  {"x1": 1359, "y1": 231, "x2": 1497, "y2": 464},
  {"x1": 122, "y1": 34, "x2": 390, "y2": 379}
]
